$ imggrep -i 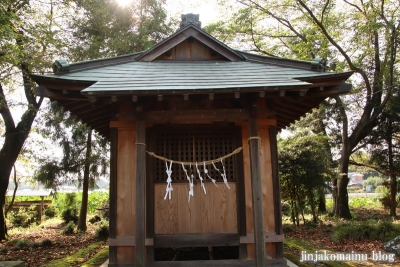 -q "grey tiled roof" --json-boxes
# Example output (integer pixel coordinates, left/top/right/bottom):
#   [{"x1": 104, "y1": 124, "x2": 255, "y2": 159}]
[{"x1": 44, "y1": 61, "x2": 336, "y2": 95}]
